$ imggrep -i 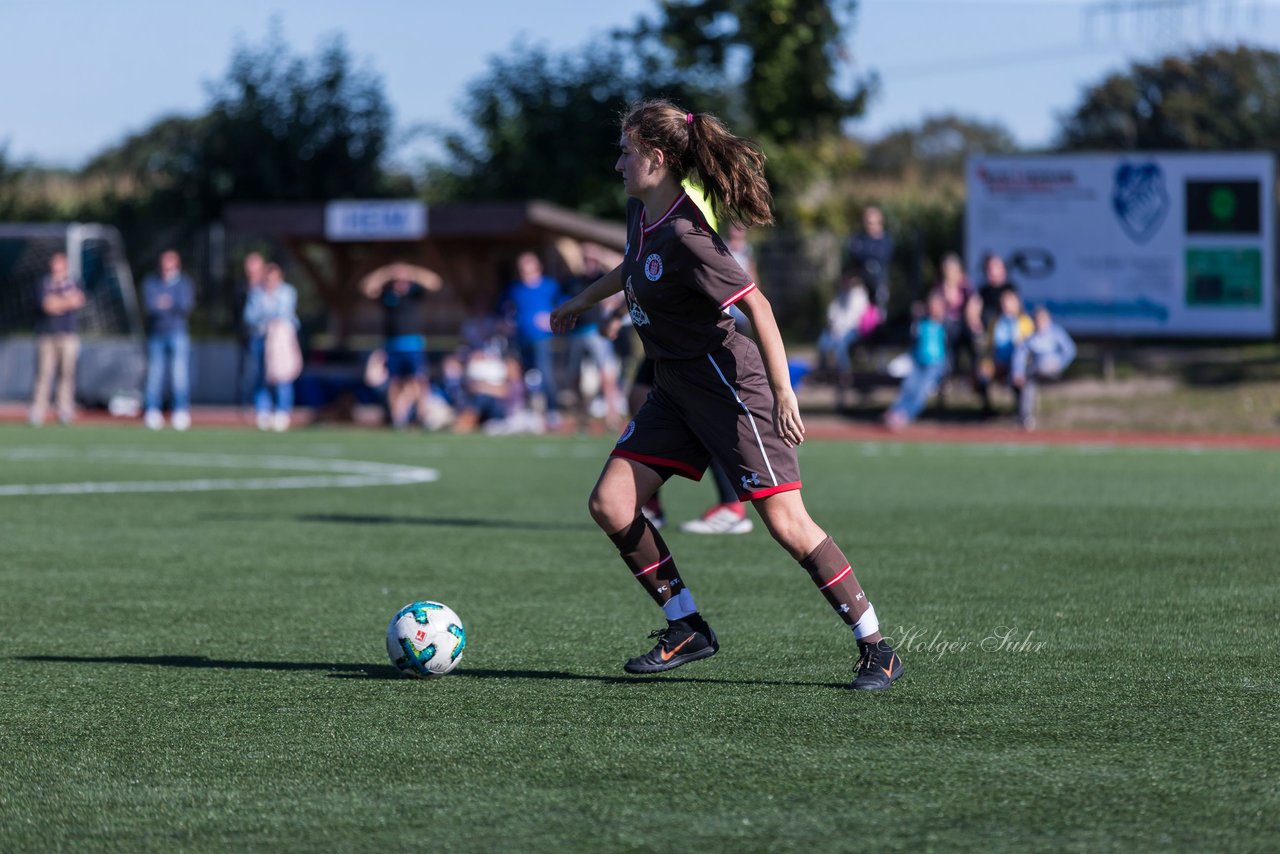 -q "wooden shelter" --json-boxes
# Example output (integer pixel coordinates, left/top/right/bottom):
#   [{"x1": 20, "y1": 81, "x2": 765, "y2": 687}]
[{"x1": 224, "y1": 200, "x2": 626, "y2": 347}]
